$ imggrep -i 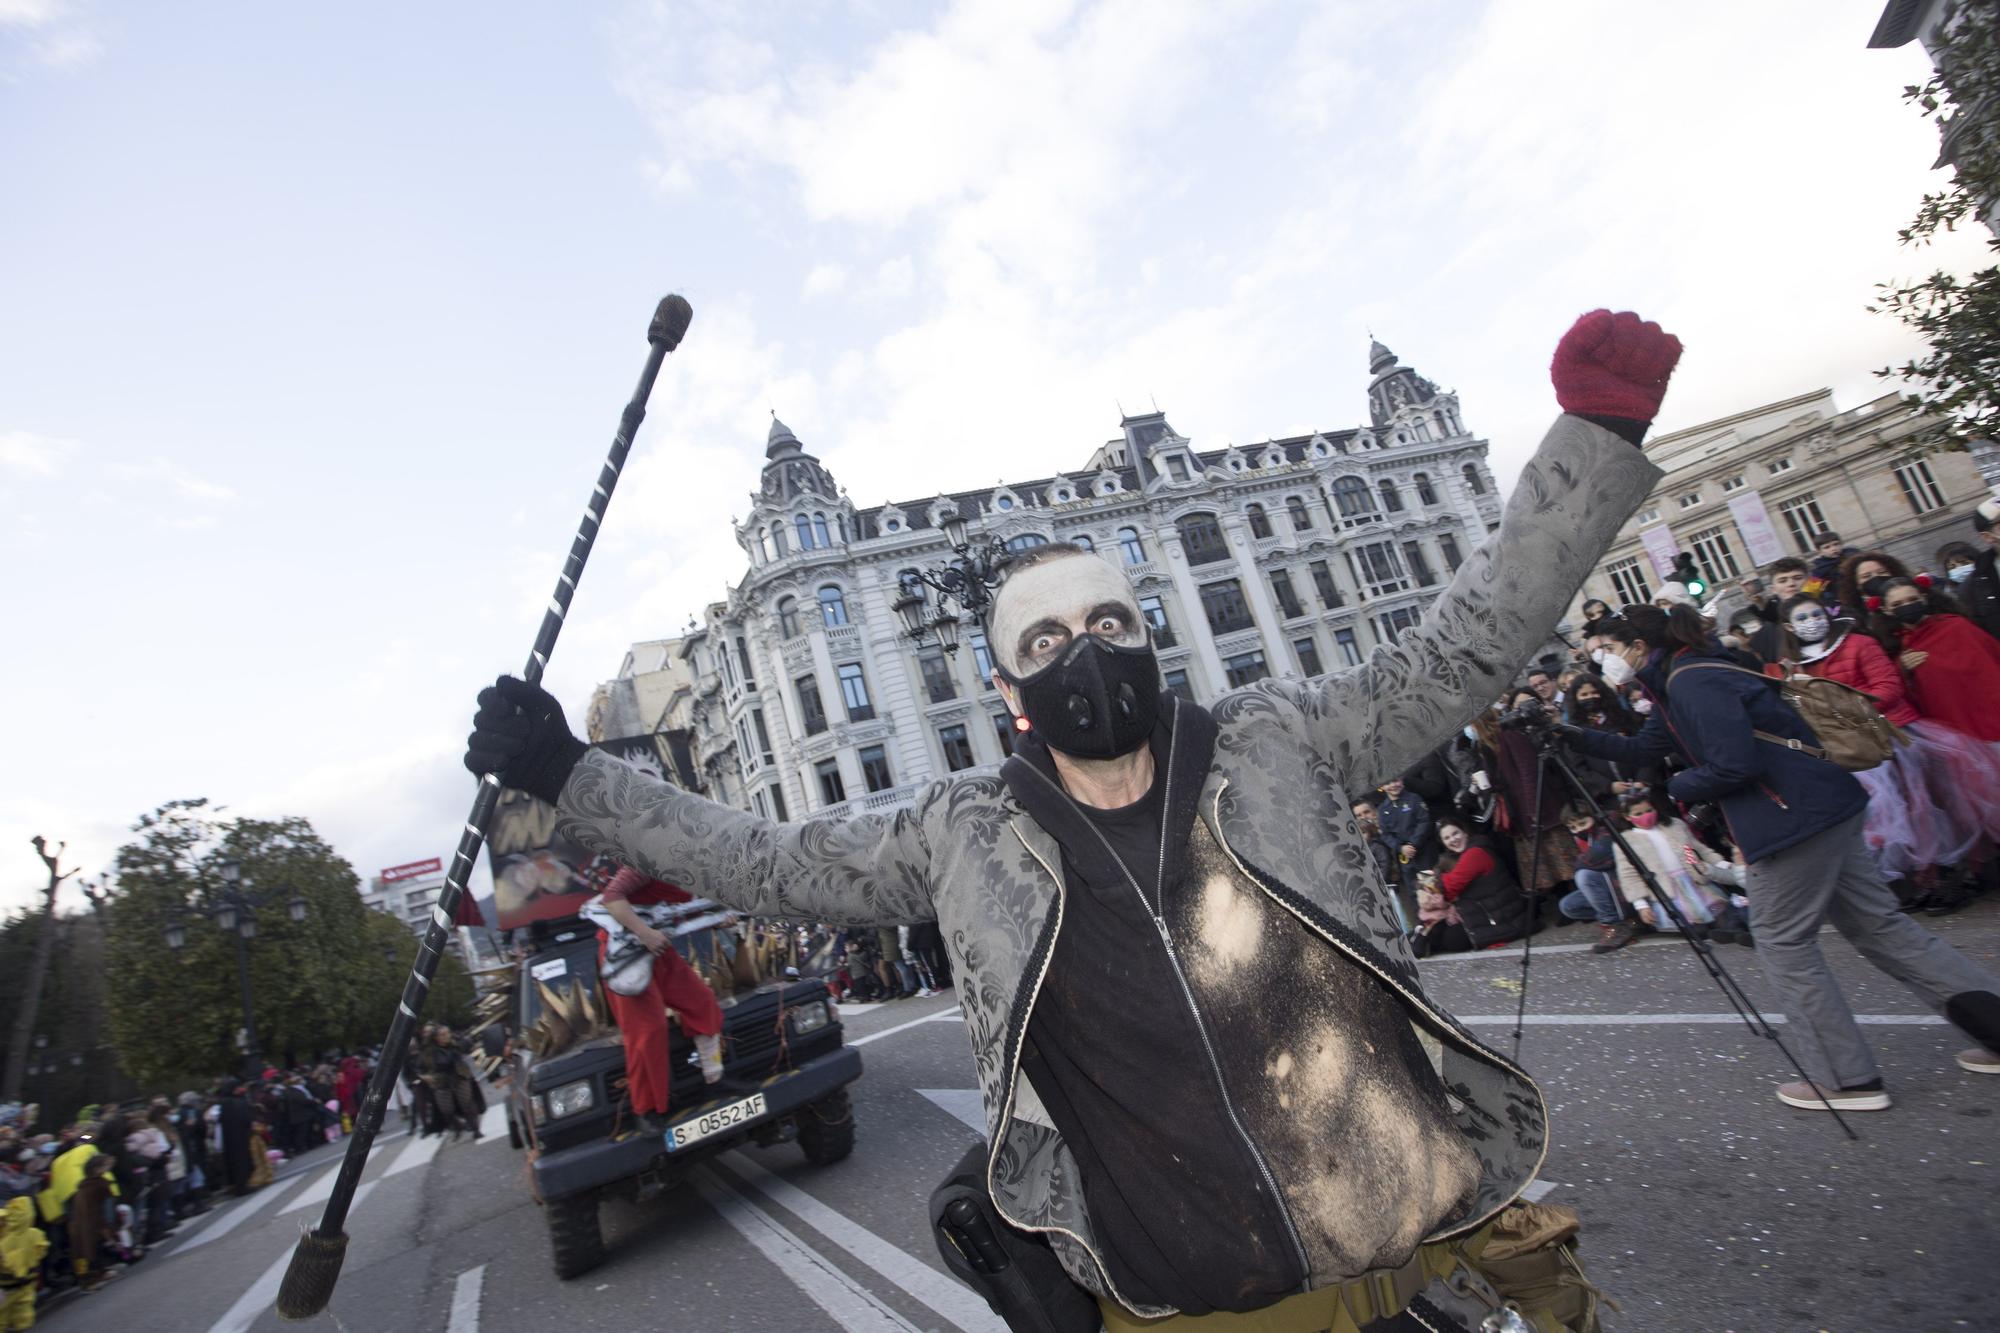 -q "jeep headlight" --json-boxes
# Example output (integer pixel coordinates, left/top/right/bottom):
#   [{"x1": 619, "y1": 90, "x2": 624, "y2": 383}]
[
  {"x1": 788, "y1": 1000, "x2": 830, "y2": 1035},
  {"x1": 546, "y1": 1079, "x2": 595, "y2": 1119}
]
